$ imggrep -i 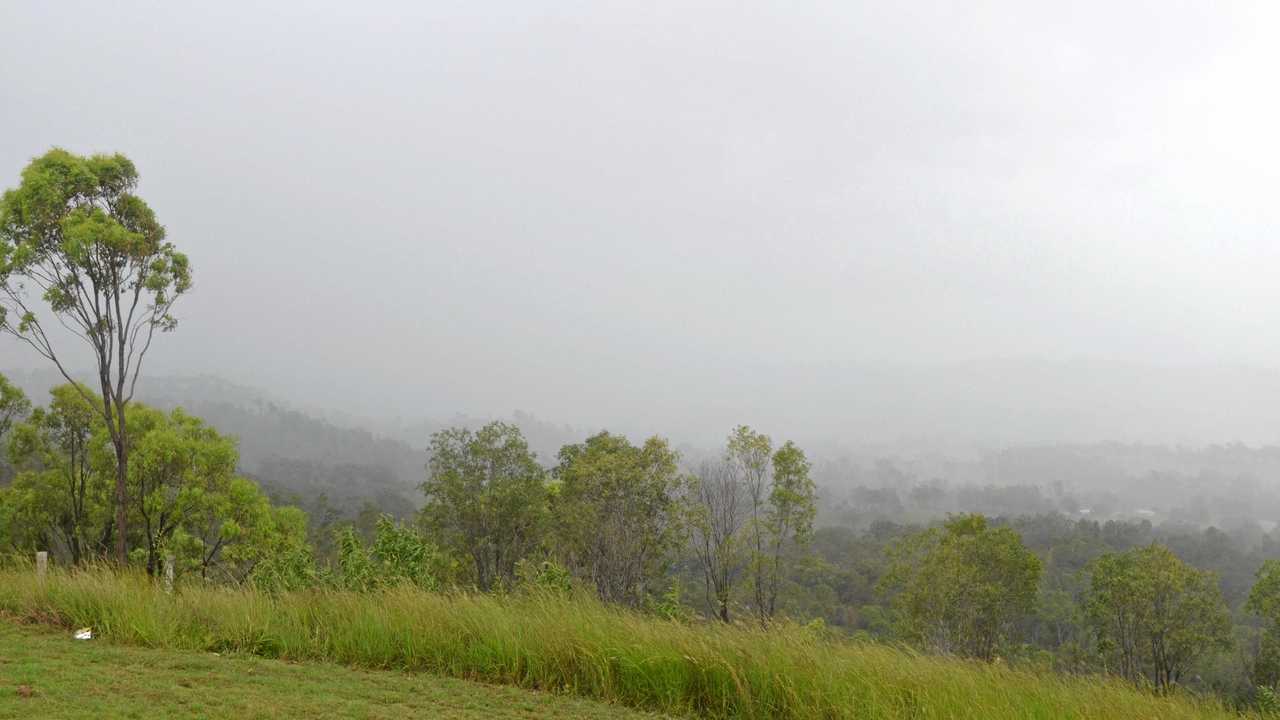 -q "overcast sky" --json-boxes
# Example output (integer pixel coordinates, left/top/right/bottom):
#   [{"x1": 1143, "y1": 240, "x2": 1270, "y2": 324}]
[{"x1": 4, "y1": 2, "x2": 1280, "y2": 446}]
